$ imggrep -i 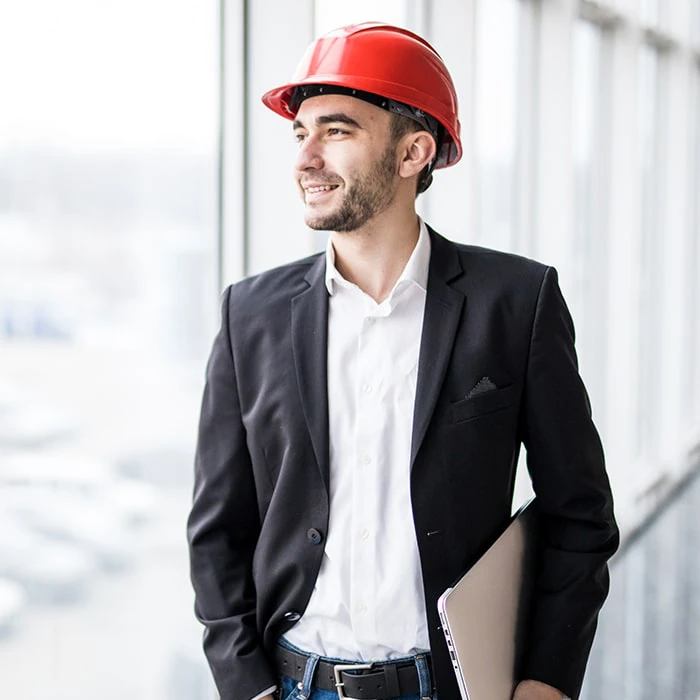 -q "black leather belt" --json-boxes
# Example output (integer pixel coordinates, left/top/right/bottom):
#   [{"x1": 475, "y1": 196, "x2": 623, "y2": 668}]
[{"x1": 274, "y1": 644, "x2": 431, "y2": 700}]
